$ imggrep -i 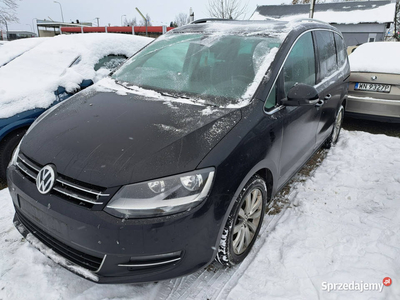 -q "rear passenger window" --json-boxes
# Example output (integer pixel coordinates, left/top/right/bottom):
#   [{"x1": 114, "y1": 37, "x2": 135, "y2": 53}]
[
  {"x1": 315, "y1": 31, "x2": 337, "y2": 81},
  {"x1": 334, "y1": 34, "x2": 346, "y2": 68}
]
